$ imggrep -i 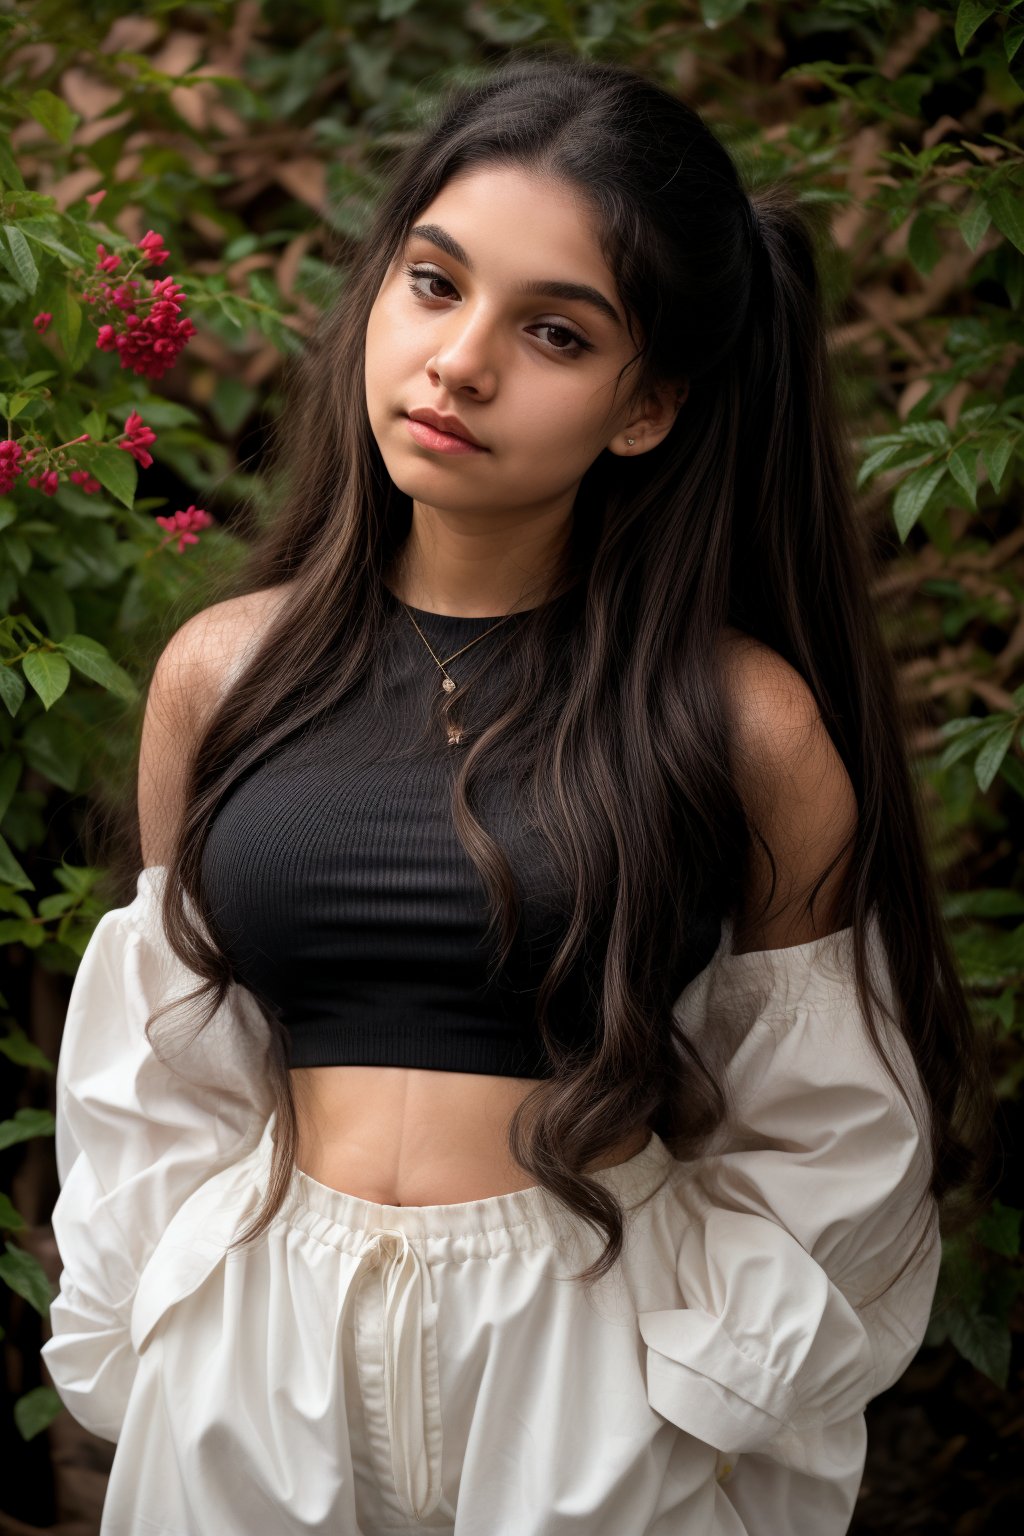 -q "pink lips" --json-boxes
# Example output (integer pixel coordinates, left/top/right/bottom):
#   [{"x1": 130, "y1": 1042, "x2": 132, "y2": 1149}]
[{"x1": 405, "y1": 417, "x2": 487, "y2": 455}]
